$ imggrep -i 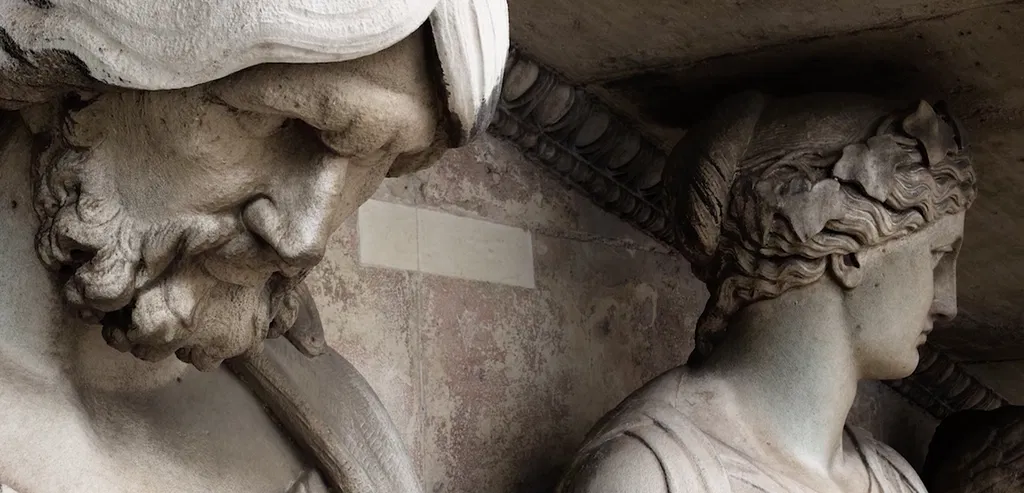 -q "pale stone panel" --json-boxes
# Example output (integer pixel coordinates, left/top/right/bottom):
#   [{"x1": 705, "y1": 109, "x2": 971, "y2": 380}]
[
  {"x1": 357, "y1": 196, "x2": 536, "y2": 288},
  {"x1": 358, "y1": 200, "x2": 420, "y2": 272},
  {"x1": 373, "y1": 136, "x2": 670, "y2": 254},
  {"x1": 417, "y1": 208, "x2": 535, "y2": 288}
]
